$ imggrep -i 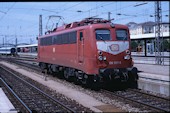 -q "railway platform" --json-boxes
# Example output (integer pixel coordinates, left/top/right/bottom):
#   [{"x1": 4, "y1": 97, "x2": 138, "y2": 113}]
[
  {"x1": 133, "y1": 56, "x2": 169, "y2": 66},
  {"x1": 0, "y1": 88, "x2": 17, "y2": 113},
  {"x1": 133, "y1": 56, "x2": 170, "y2": 96}
]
